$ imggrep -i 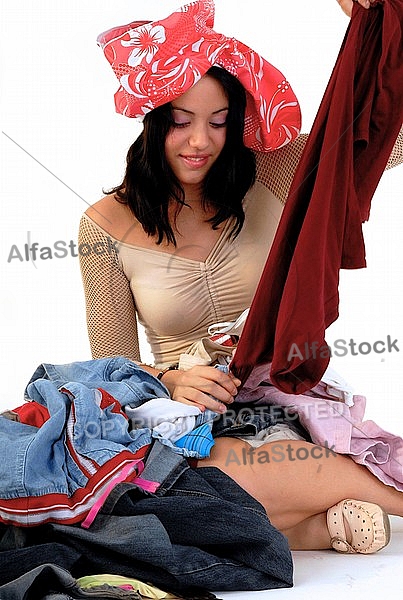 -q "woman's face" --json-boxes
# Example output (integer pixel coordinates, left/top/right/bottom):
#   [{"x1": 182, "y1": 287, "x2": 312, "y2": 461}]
[{"x1": 165, "y1": 74, "x2": 228, "y2": 198}]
